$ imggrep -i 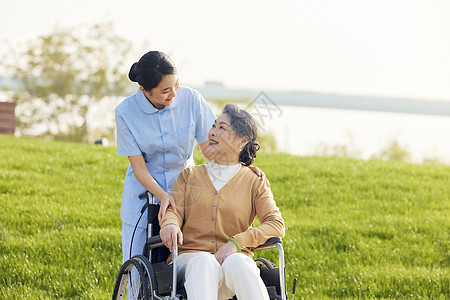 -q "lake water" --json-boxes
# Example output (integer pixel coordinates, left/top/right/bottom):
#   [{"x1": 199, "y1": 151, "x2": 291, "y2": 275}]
[{"x1": 251, "y1": 105, "x2": 450, "y2": 164}]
